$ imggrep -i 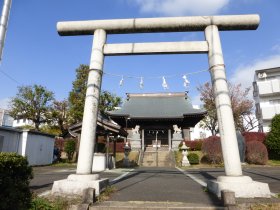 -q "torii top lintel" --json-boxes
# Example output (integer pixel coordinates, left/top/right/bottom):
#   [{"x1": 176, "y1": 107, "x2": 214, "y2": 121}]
[{"x1": 57, "y1": 14, "x2": 260, "y2": 36}]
